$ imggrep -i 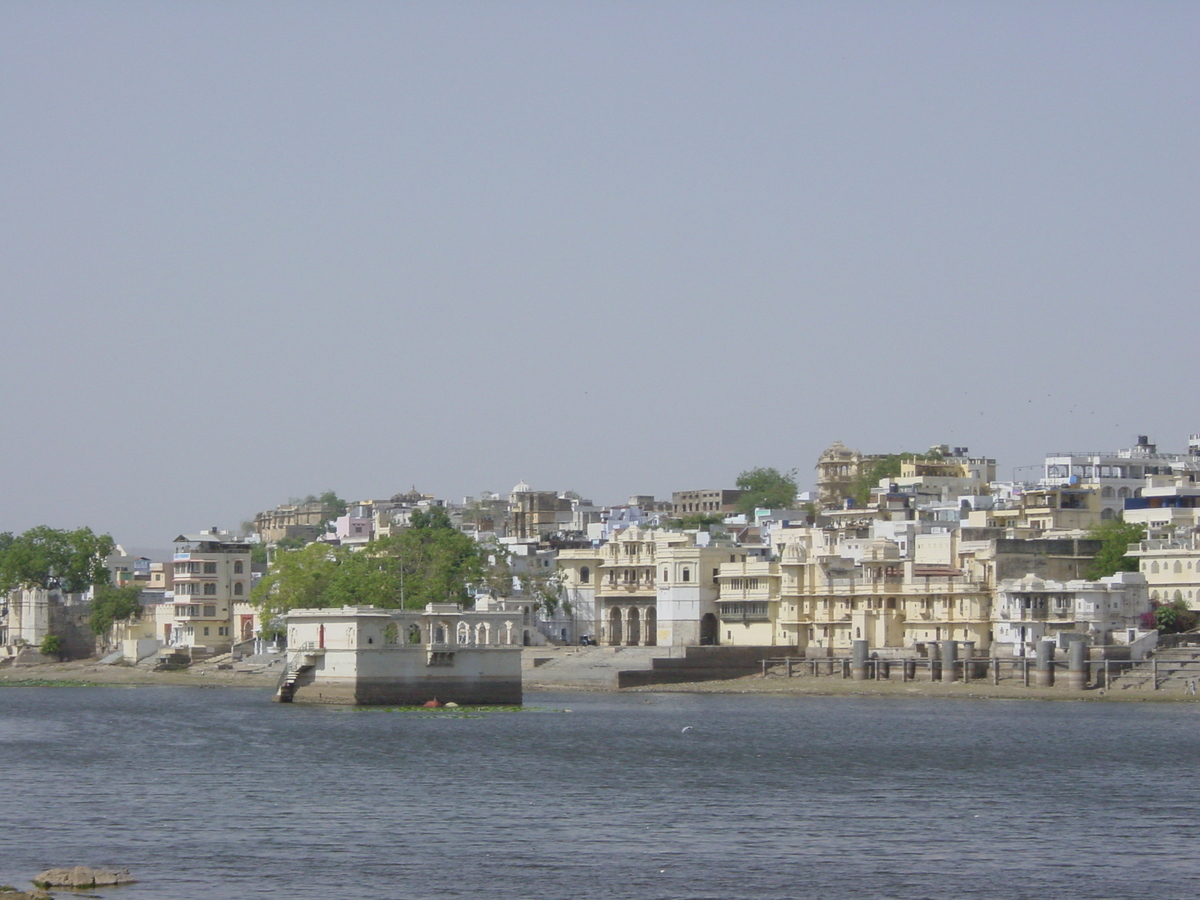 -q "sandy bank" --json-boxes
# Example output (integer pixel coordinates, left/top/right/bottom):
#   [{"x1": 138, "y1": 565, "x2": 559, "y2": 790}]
[
  {"x1": 617, "y1": 672, "x2": 1200, "y2": 702},
  {"x1": 0, "y1": 658, "x2": 278, "y2": 688}
]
